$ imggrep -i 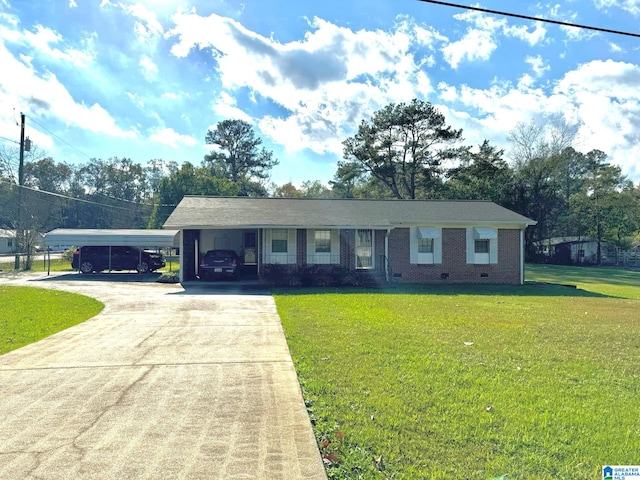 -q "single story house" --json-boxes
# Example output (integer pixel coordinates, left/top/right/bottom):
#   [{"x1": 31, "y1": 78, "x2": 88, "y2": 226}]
[
  {"x1": 163, "y1": 197, "x2": 536, "y2": 285},
  {"x1": 0, "y1": 229, "x2": 16, "y2": 254}
]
